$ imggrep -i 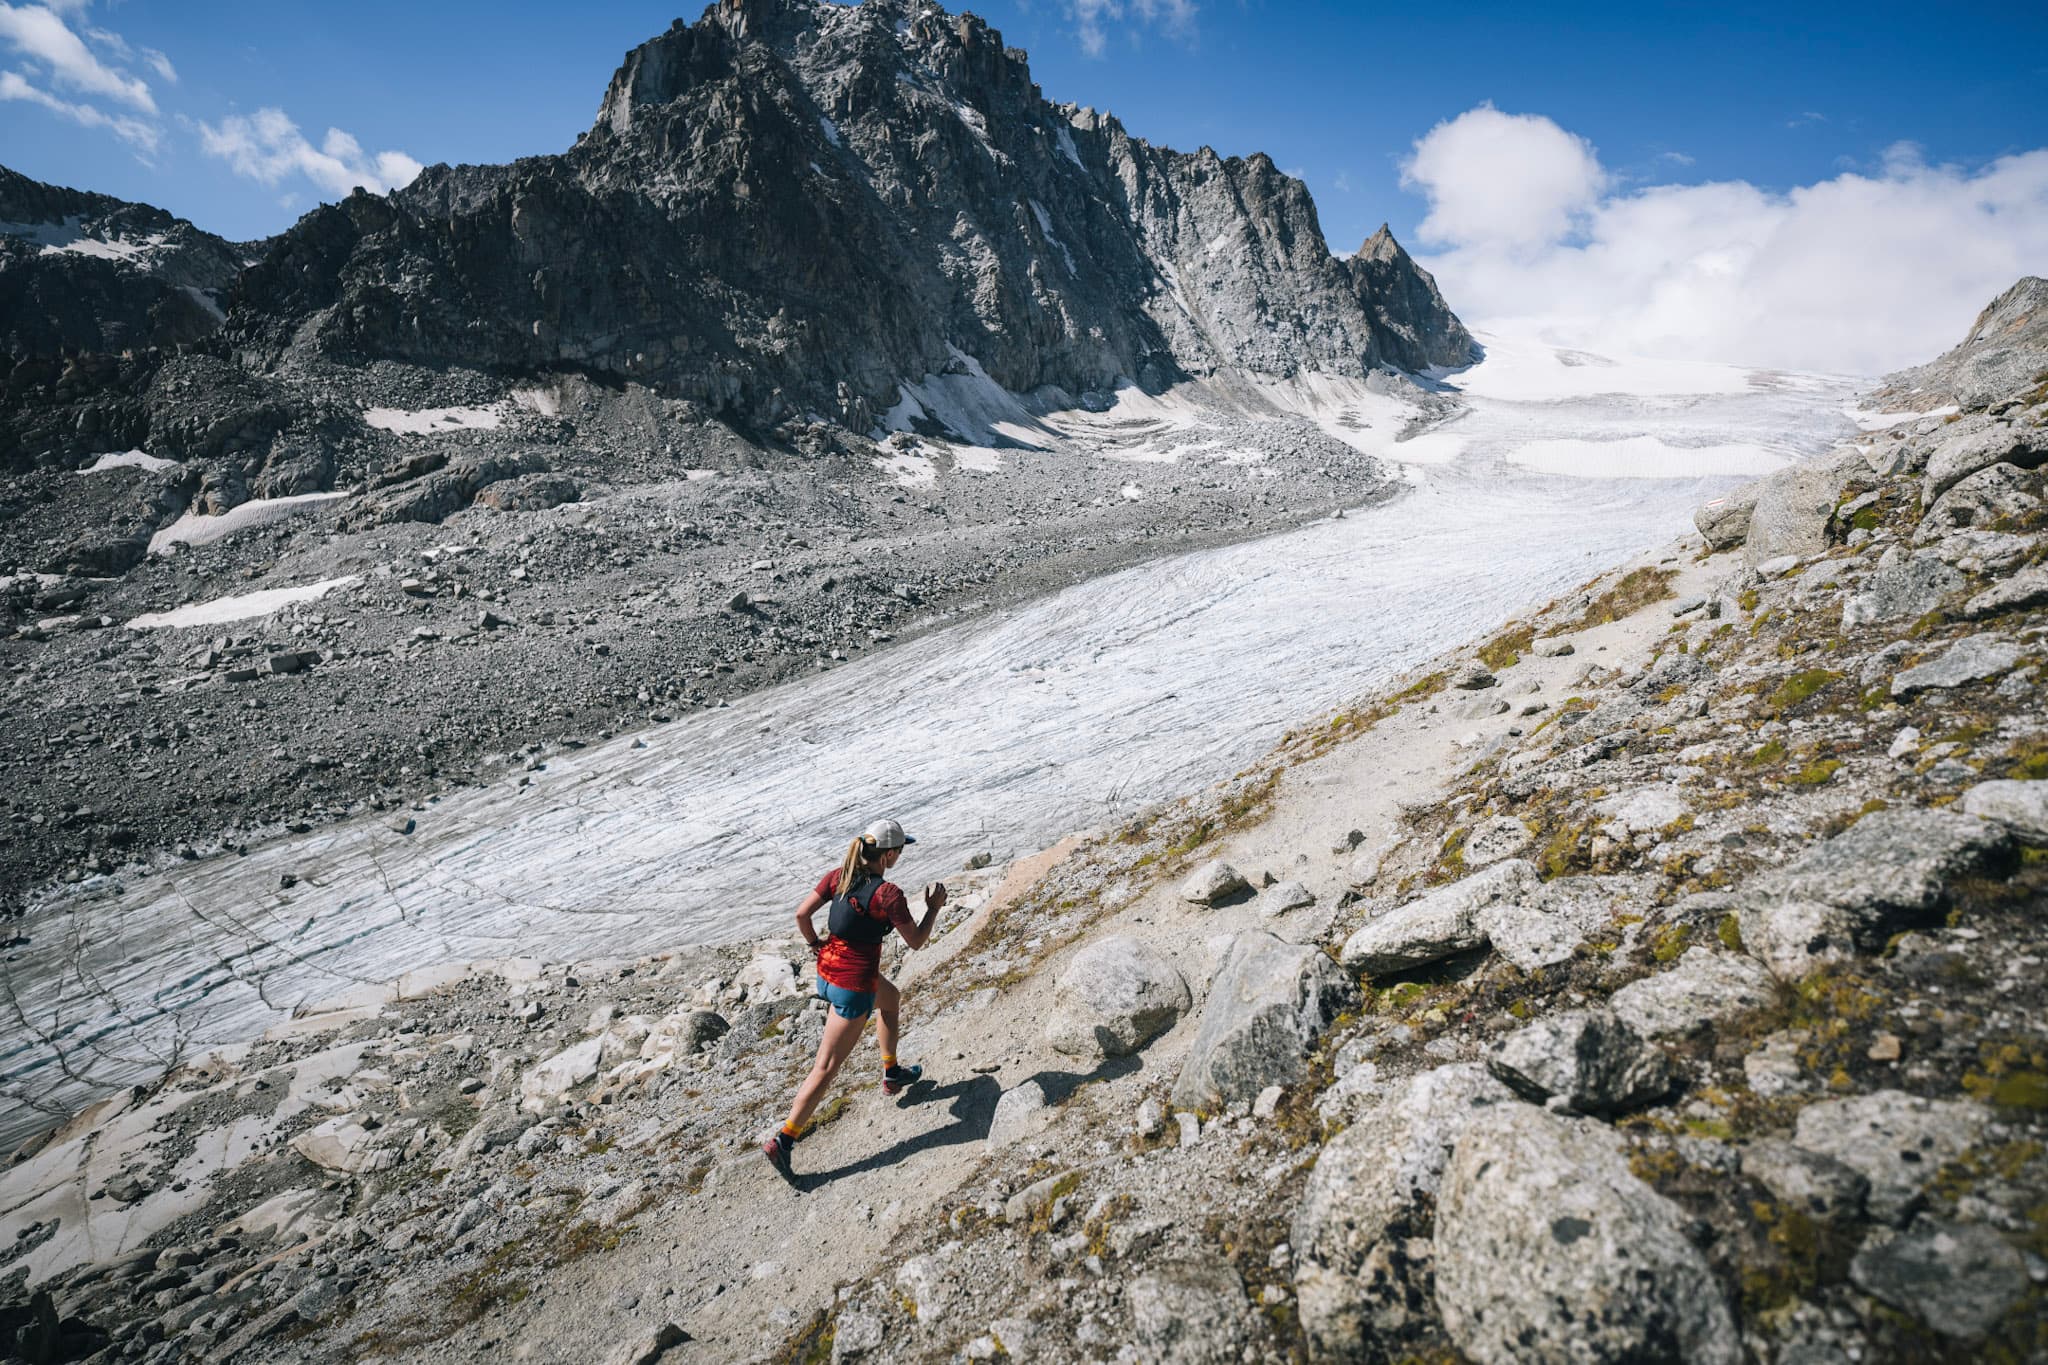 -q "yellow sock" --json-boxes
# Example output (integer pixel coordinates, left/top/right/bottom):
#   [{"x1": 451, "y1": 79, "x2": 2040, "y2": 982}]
[
  {"x1": 781, "y1": 1120, "x2": 802, "y2": 1140},
  {"x1": 882, "y1": 1053, "x2": 897, "y2": 1071}
]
